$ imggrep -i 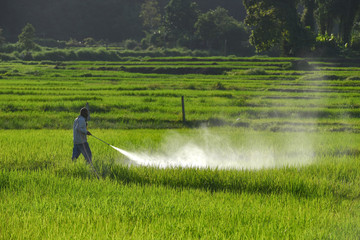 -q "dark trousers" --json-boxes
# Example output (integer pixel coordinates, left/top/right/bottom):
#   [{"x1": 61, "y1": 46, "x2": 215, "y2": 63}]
[{"x1": 72, "y1": 142, "x2": 92, "y2": 163}]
